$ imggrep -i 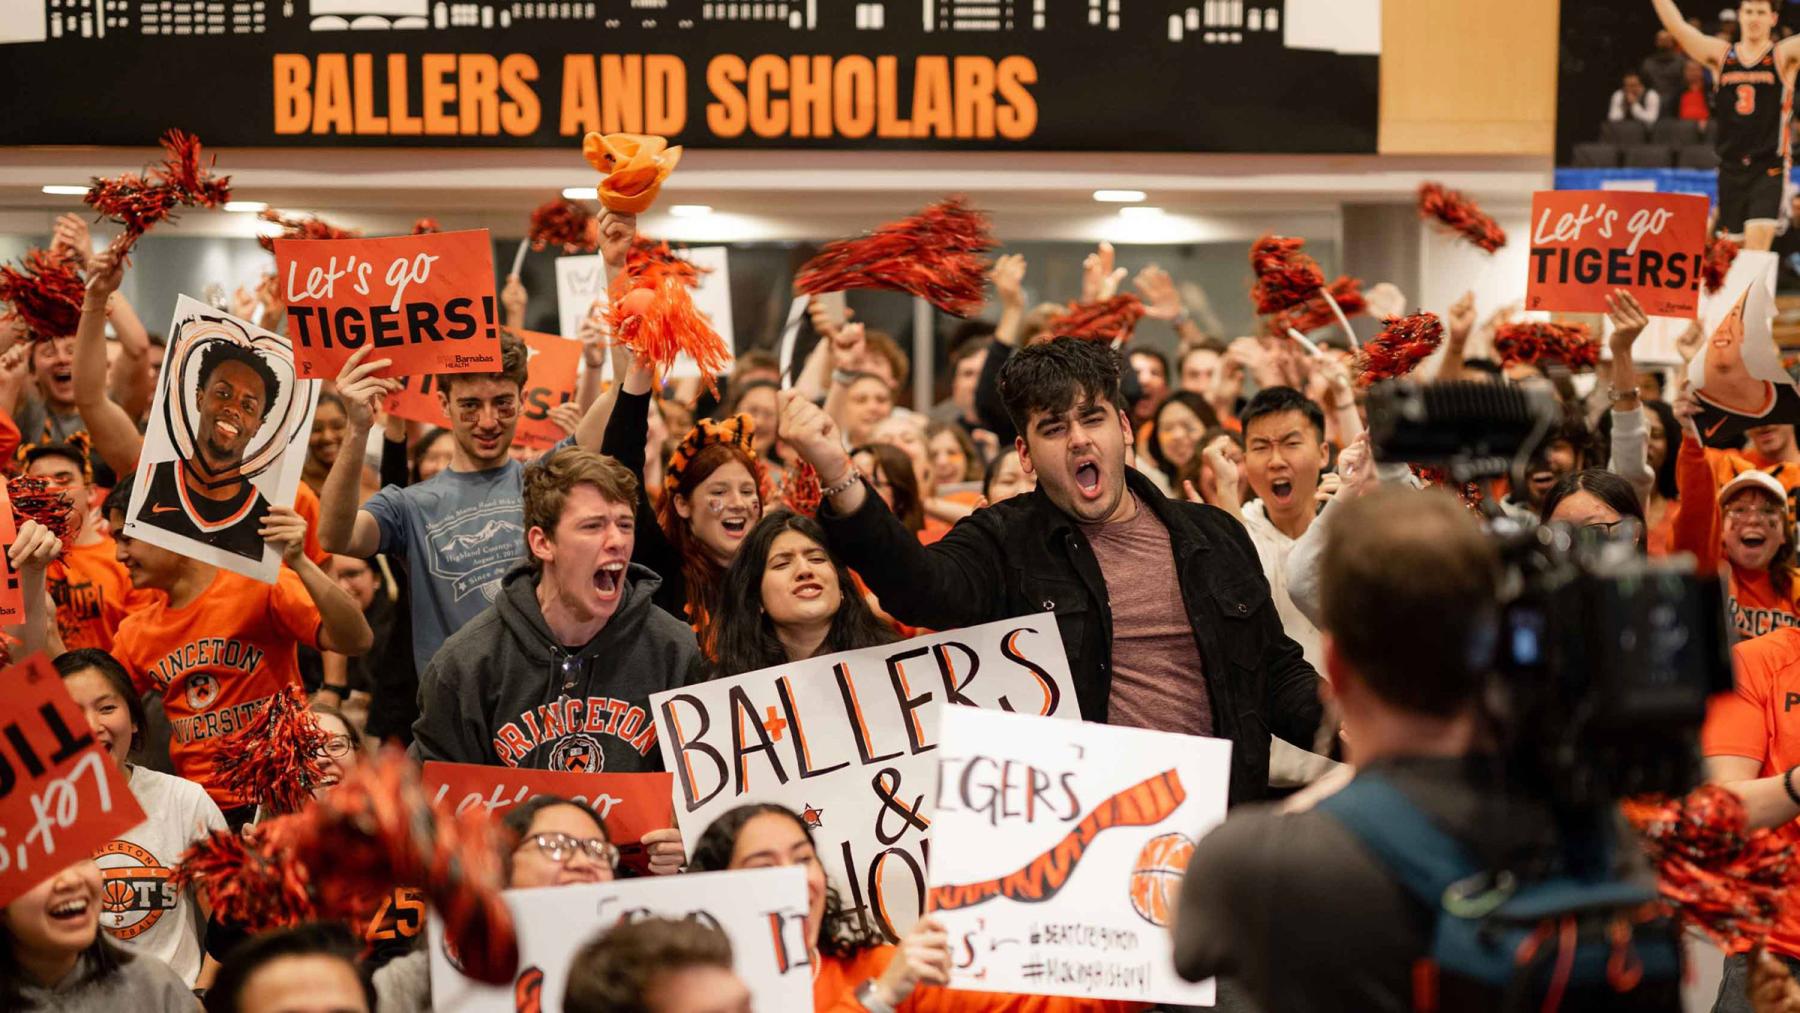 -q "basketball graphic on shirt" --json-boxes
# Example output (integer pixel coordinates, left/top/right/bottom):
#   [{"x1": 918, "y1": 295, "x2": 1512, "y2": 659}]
[
  {"x1": 549, "y1": 733, "x2": 604, "y2": 773},
  {"x1": 184, "y1": 672, "x2": 221, "y2": 711},
  {"x1": 1128, "y1": 832, "x2": 1194, "y2": 927},
  {"x1": 94, "y1": 840, "x2": 177, "y2": 939}
]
